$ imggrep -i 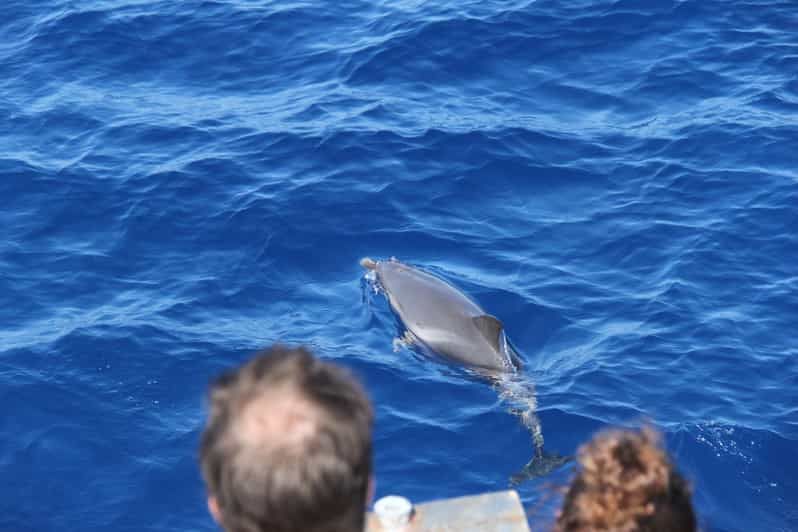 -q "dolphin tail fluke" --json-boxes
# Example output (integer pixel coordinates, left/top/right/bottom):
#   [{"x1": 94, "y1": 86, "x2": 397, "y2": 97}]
[
  {"x1": 360, "y1": 257, "x2": 377, "y2": 270},
  {"x1": 509, "y1": 451, "x2": 572, "y2": 486}
]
